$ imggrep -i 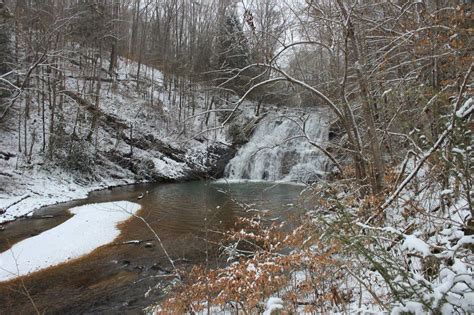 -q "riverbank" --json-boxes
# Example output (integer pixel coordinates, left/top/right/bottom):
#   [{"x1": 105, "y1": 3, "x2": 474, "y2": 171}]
[{"x1": 0, "y1": 164, "x2": 130, "y2": 224}]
